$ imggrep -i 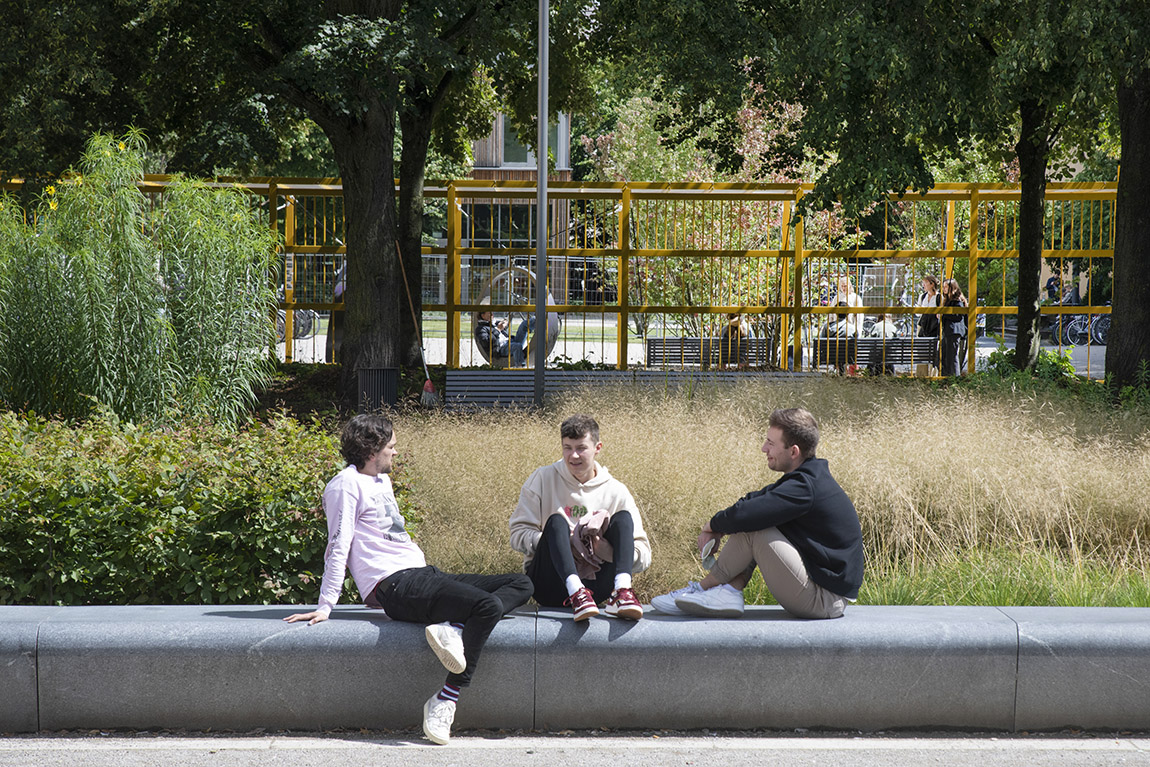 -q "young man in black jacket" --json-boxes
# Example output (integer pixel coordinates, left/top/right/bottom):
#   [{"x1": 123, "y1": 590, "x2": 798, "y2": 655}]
[{"x1": 650, "y1": 407, "x2": 864, "y2": 620}]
